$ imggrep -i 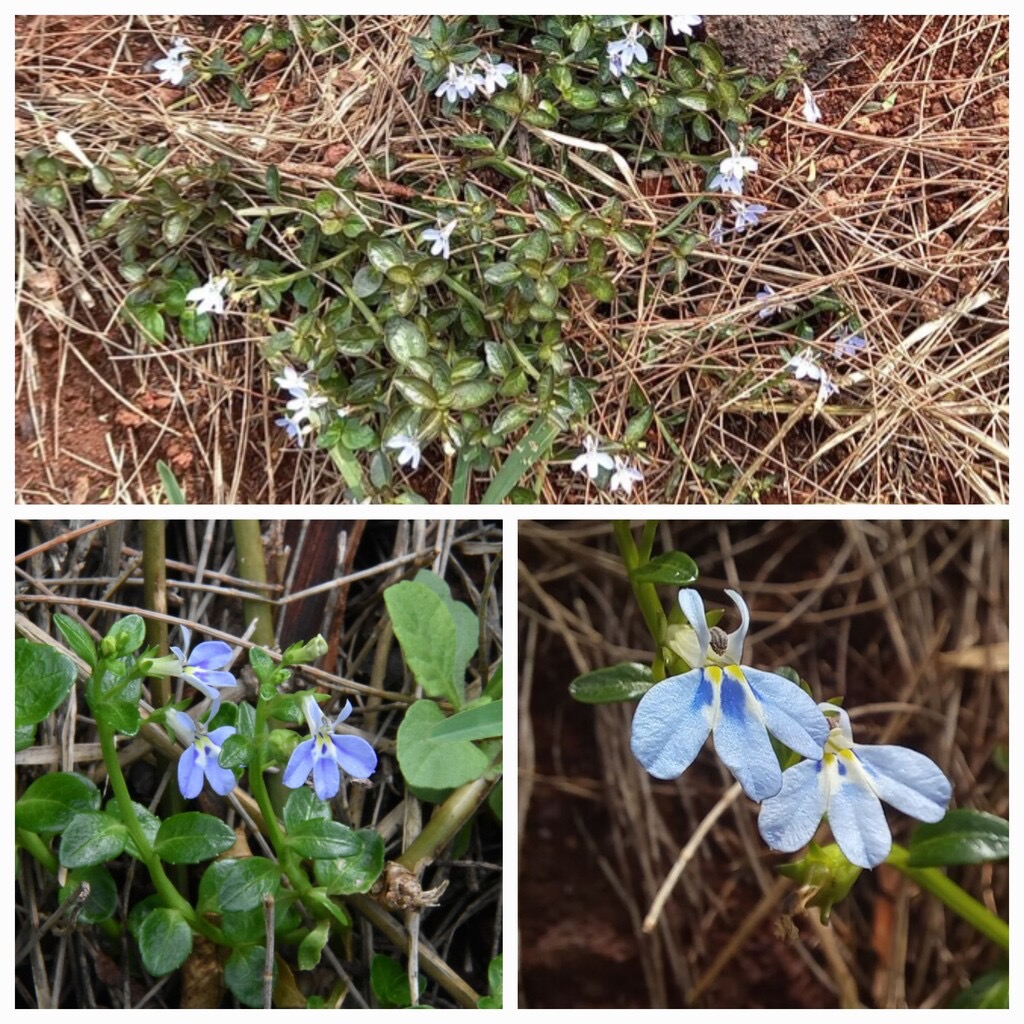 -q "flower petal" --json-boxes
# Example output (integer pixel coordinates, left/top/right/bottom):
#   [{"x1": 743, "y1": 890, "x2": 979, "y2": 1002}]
[
  {"x1": 630, "y1": 668, "x2": 713, "y2": 779},
  {"x1": 282, "y1": 738, "x2": 316, "y2": 789},
  {"x1": 207, "y1": 726, "x2": 237, "y2": 746},
  {"x1": 167, "y1": 708, "x2": 196, "y2": 747},
  {"x1": 189, "y1": 640, "x2": 233, "y2": 670},
  {"x1": 712, "y1": 668, "x2": 781, "y2": 801},
  {"x1": 334, "y1": 700, "x2": 353, "y2": 725},
  {"x1": 722, "y1": 589, "x2": 750, "y2": 663},
  {"x1": 331, "y1": 734, "x2": 377, "y2": 779},
  {"x1": 827, "y1": 754, "x2": 892, "y2": 868},
  {"x1": 312, "y1": 752, "x2": 341, "y2": 800},
  {"x1": 758, "y1": 758, "x2": 829, "y2": 852},
  {"x1": 192, "y1": 669, "x2": 236, "y2": 693},
  {"x1": 177, "y1": 745, "x2": 204, "y2": 799},
  {"x1": 741, "y1": 667, "x2": 829, "y2": 759},
  {"x1": 676, "y1": 590, "x2": 710, "y2": 662},
  {"x1": 204, "y1": 759, "x2": 237, "y2": 796},
  {"x1": 853, "y1": 744, "x2": 951, "y2": 823}
]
